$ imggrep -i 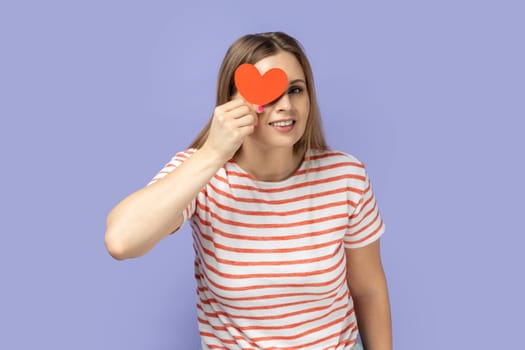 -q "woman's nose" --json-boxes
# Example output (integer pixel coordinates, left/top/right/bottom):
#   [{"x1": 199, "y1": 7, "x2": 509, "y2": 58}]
[{"x1": 275, "y1": 92, "x2": 291, "y2": 112}]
